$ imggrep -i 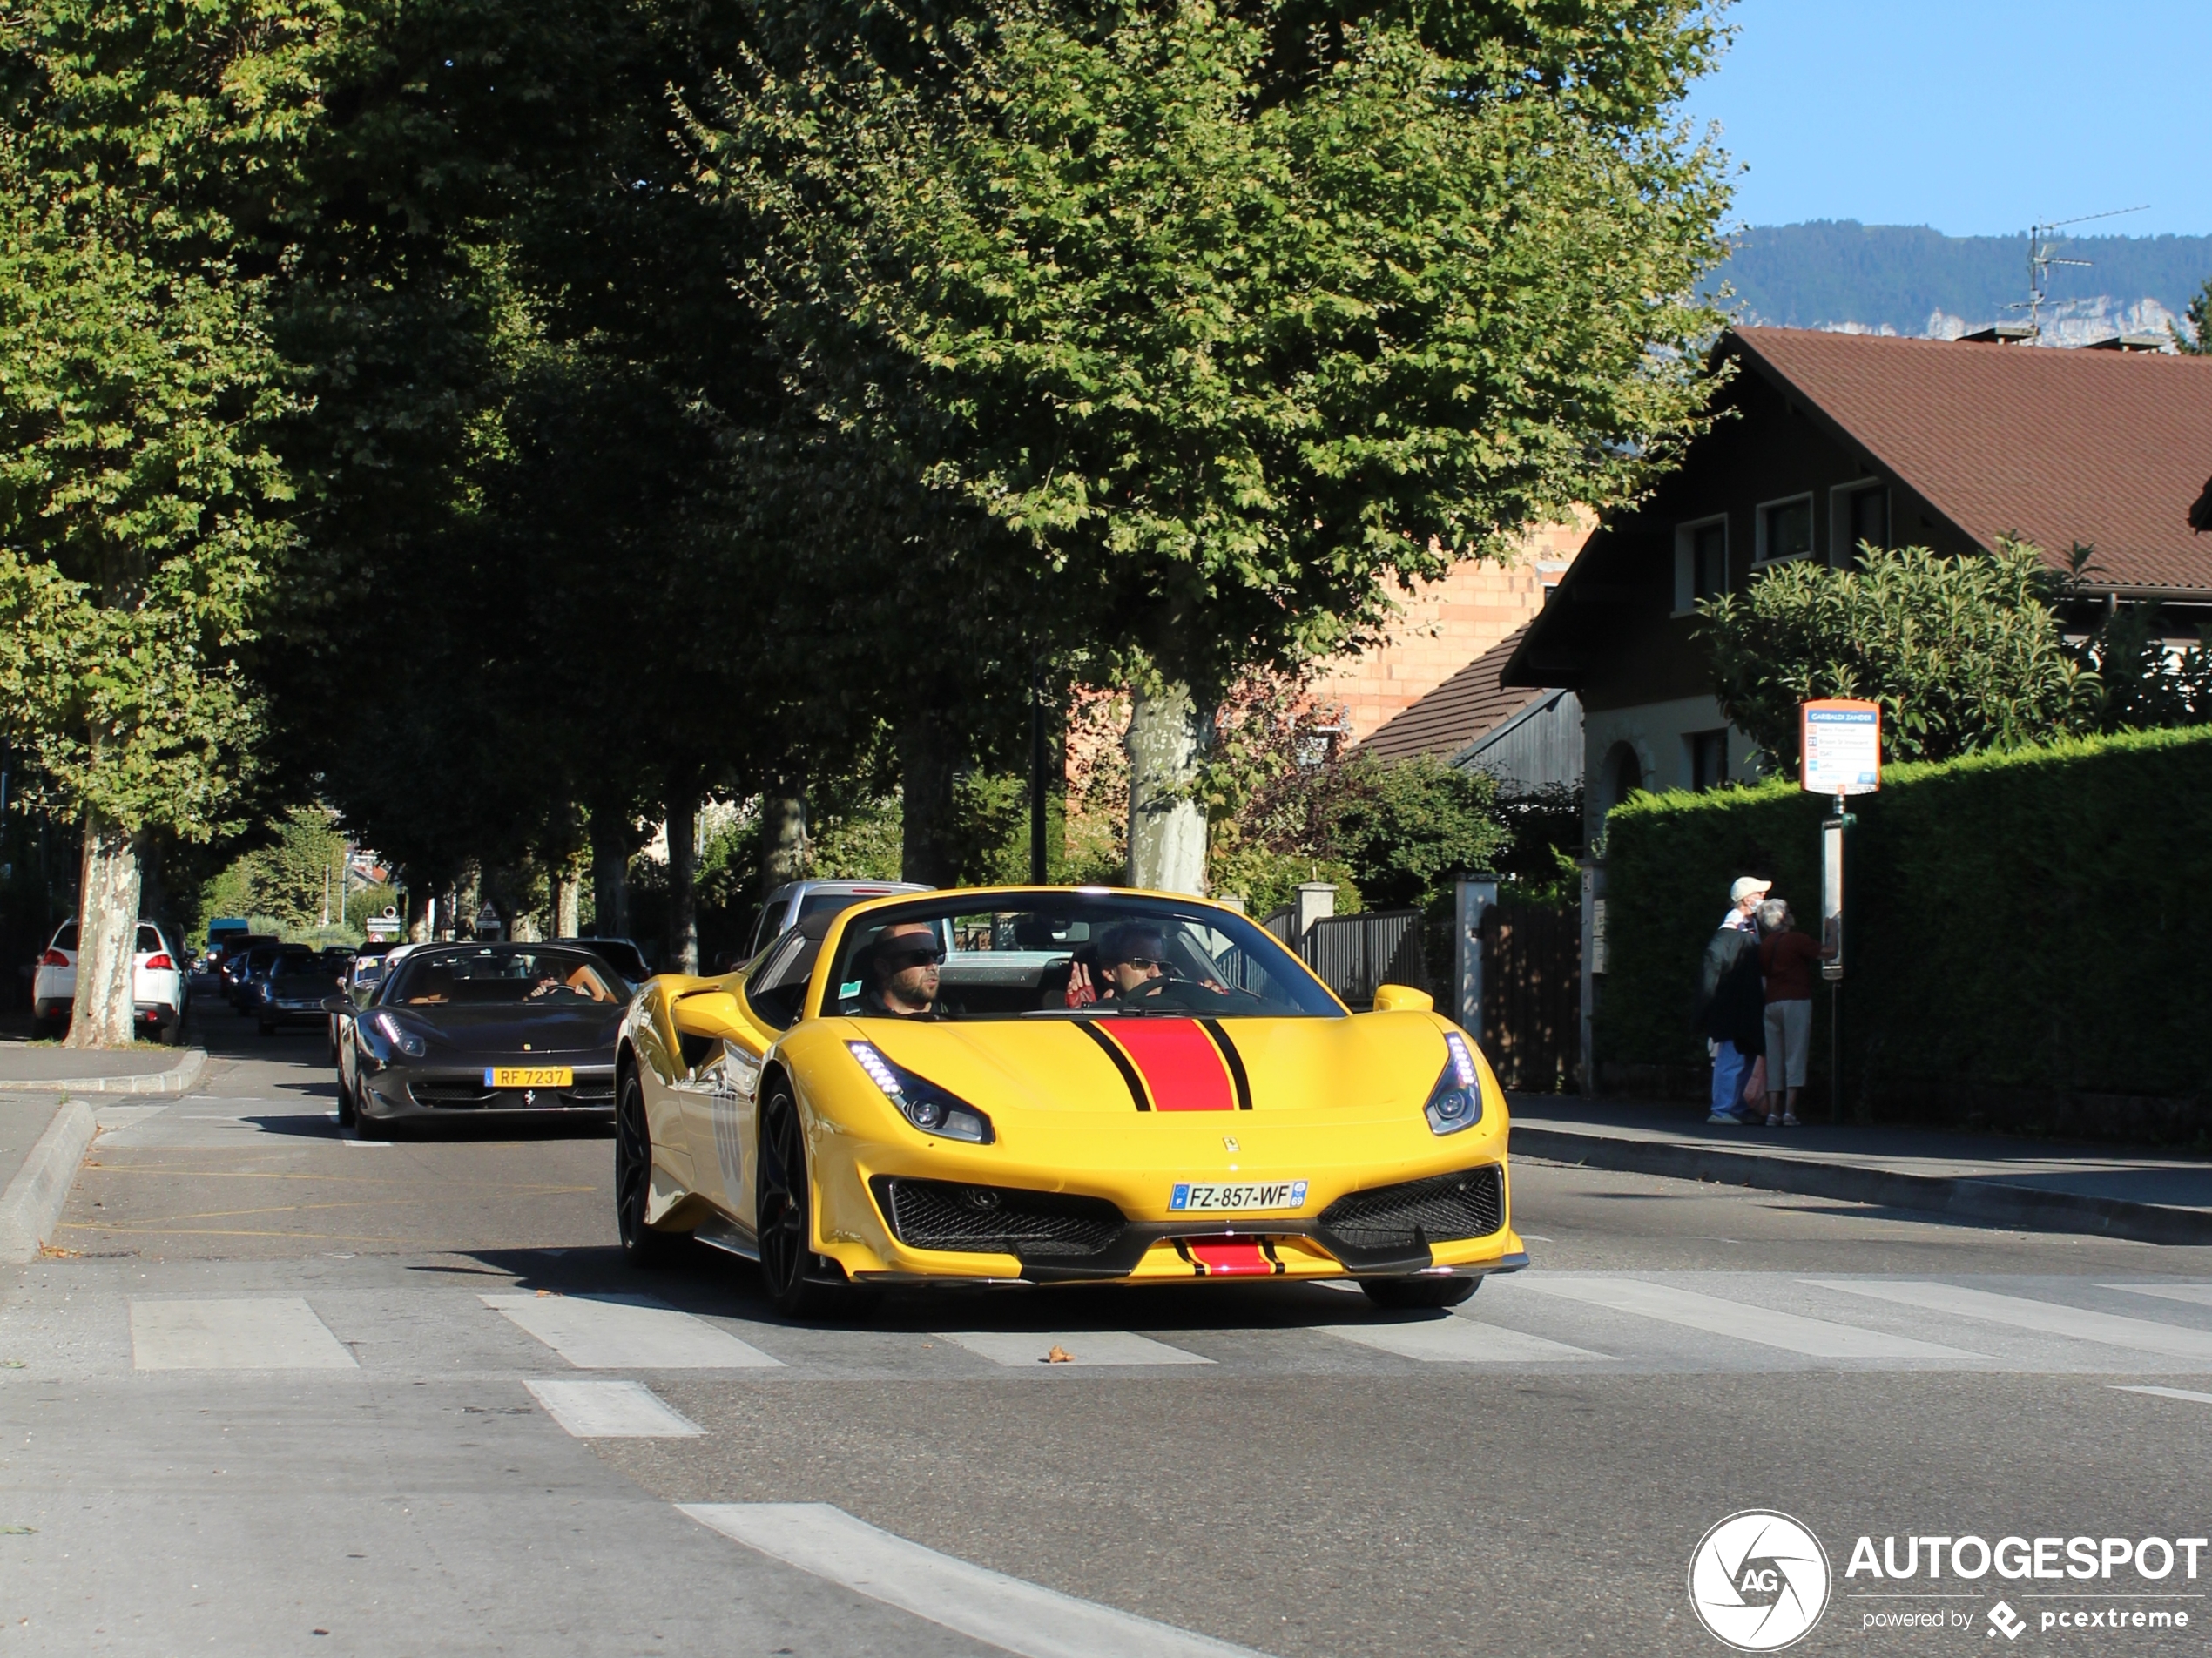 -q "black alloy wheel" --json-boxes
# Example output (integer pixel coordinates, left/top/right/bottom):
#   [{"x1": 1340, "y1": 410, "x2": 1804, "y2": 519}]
[
  {"x1": 755, "y1": 1084, "x2": 876, "y2": 1321},
  {"x1": 616, "y1": 1069, "x2": 684, "y2": 1268},
  {"x1": 1361, "y1": 1274, "x2": 1479, "y2": 1311}
]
